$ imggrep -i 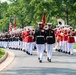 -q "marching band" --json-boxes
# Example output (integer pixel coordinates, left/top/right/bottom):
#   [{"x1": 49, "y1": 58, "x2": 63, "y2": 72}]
[{"x1": 0, "y1": 21, "x2": 76, "y2": 63}]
